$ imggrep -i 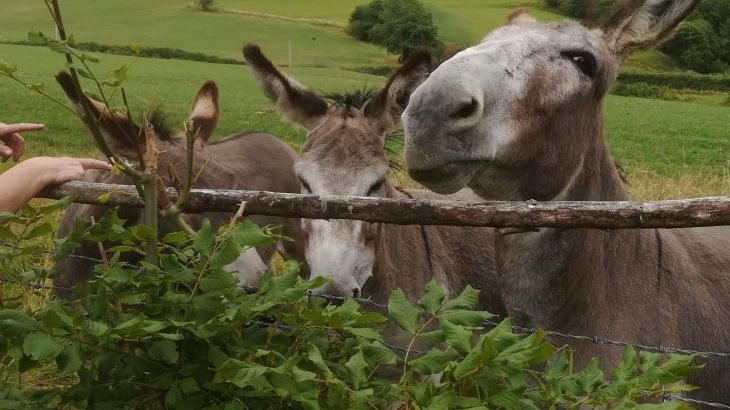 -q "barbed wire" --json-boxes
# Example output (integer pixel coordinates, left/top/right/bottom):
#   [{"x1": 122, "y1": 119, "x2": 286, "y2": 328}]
[
  {"x1": 1, "y1": 272, "x2": 728, "y2": 408},
  {"x1": 663, "y1": 394, "x2": 730, "y2": 409}
]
